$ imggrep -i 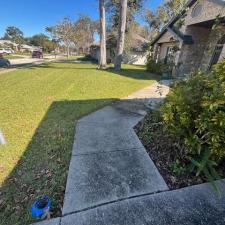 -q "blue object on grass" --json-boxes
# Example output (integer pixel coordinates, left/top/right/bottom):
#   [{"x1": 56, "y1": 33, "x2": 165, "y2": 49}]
[{"x1": 31, "y1": 195, "x2": 51, "y2": 218}]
